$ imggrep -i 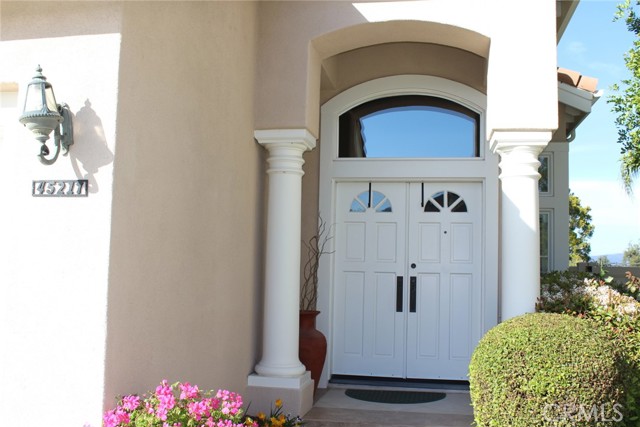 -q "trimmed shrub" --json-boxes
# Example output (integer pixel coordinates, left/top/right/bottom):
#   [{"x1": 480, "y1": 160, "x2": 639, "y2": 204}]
[
  {"x1": 470, "y1": 313, "x2": 627, "y2": 426},
  {"x1": 538, "y1": 271, "x2": 640, "y2": 425}
]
